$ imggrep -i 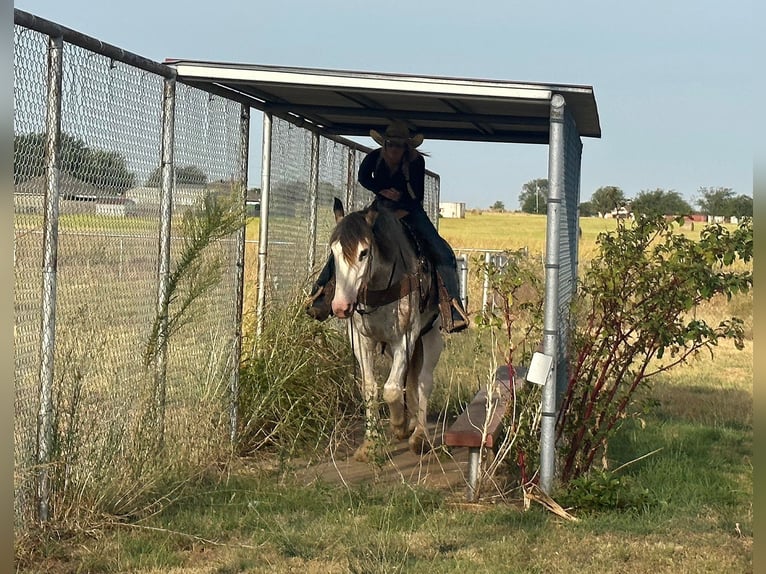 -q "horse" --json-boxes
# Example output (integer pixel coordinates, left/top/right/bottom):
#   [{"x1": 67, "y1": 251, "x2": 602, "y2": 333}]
[{"x1": 328, "y1": 197, "x2": 444, "y2": 462}]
